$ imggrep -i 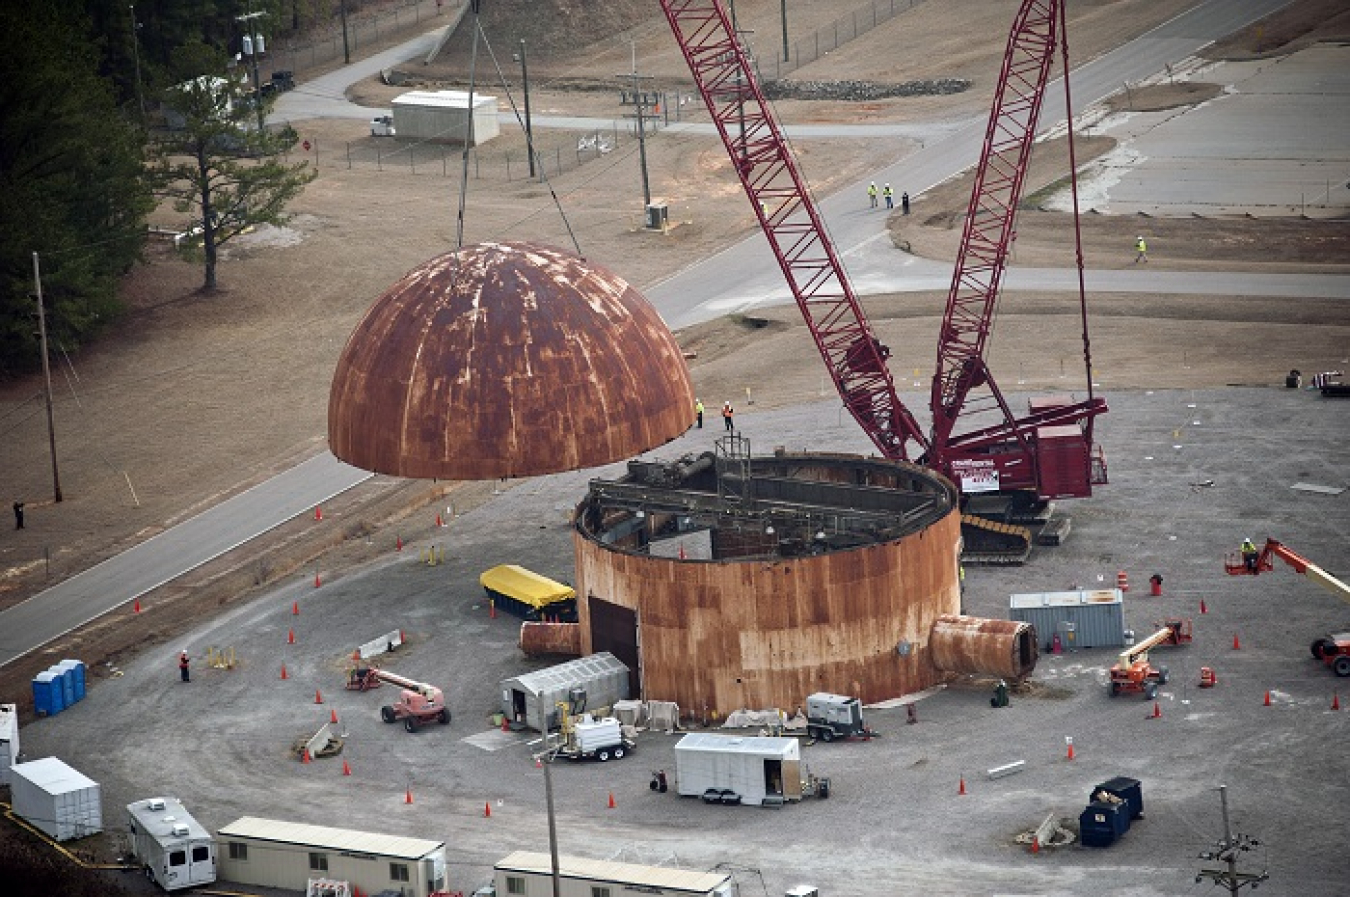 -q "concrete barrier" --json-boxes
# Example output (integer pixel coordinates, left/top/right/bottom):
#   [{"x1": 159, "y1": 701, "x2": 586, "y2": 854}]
[
  {"x1": 358, "y1": 630, "x2": 403, "y2": 660},
  {"x1": 987, "y1": 760, "x2": 1025, "y2": 779}
]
